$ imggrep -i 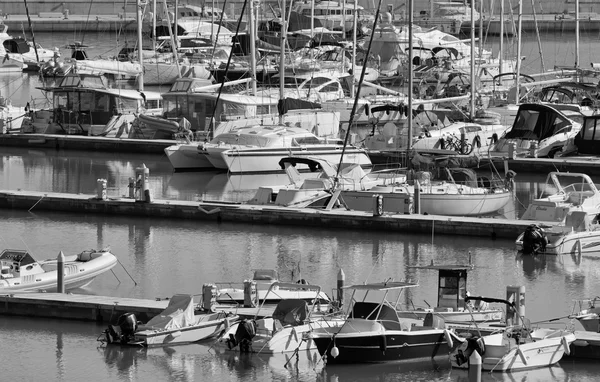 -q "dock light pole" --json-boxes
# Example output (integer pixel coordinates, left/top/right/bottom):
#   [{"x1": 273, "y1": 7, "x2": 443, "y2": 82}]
[{"x1": 57, "y1": 251, "x2": 65, "y2": 293}]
